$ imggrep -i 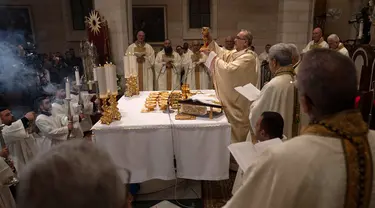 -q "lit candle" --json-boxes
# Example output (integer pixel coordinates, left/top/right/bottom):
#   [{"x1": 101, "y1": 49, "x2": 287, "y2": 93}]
[
  {"x1": 111, "y1": 64, "x2": 118, "y2": 94},
  {"x1": 96, "y1": 66, "x2": 107, "y2": 98},
  {"x1": 65, "y1": 77, "x2": 71, "y2": 99},
  {"x1": 131, "y1": 54, "x2": 137, "y2": 76},
  {"x1": 123, "y1": 55, "x2": 130, "y2": 78},
  {"x1": 75, "y1": 68, "x2": 80, "y2": 86},
  {"x1": 104, "y1": 63, "x2": 112, "y2": 94},
  {"x1": 93, "y1": 67, "x2": 98, "y2": 81}
]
